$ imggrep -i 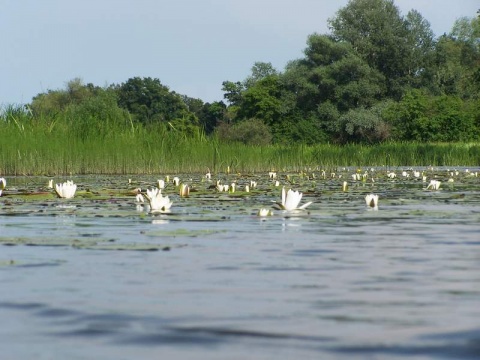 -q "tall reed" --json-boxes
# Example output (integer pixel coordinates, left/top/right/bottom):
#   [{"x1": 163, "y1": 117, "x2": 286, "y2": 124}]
[{"x1": 1, "y1": 105, "x2": 479, "y2": 175}]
